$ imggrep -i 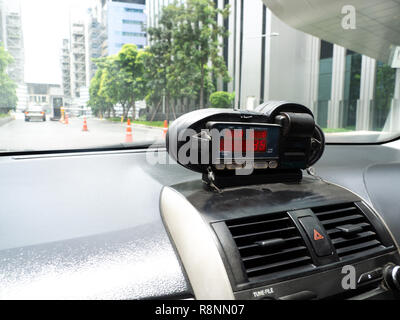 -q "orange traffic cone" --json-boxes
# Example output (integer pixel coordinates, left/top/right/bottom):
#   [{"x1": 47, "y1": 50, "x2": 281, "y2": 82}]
[
  {"x1": 64, "y1": 113, "x2": 69, "y2": 125},
  {"x1": 82, "y1": 117, "x2": 88, "y2": 132},
  {"x1": 163, "y1": 120, "x2": 168, "y2": 137},
  {"x1": 125, "y1": 118, "x2": 133, "y2": 143}
]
